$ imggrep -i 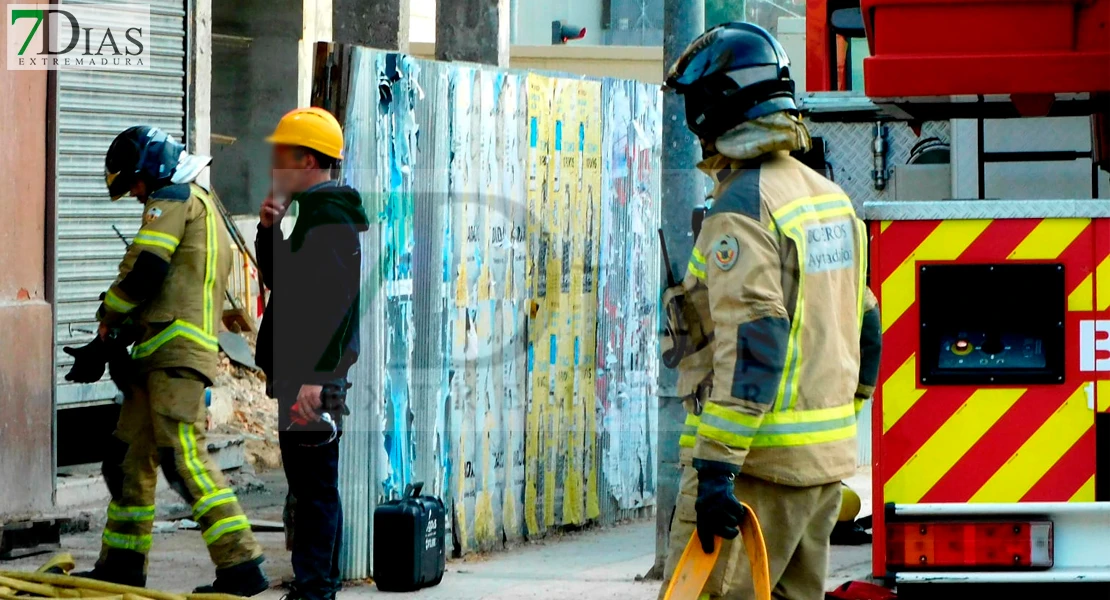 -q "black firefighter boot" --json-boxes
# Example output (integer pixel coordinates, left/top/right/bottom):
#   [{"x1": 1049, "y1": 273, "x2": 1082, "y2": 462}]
[
  {"x1": 71, "y1": 549, "x2": 147, "y2": 587},
  {"x1": 830, "y1": 519, "x2": 873, "y2": 546},
  {"x1": 194, "y1": 556, "x2": 270, "y2": 596}
]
